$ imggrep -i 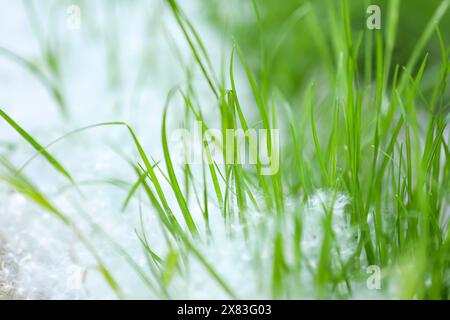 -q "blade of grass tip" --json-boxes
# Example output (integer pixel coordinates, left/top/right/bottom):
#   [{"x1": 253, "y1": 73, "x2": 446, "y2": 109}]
[
  {"x1": 115, "y1": 146, "x2": 185, "y2": 242},
  {"x1": 176, "y1": 3, "x2": 219, "y2": 86},
  {"x1": 230, "y1": 46, "x2": 272, "y2": 208},
  {"x1": 125, "y1": 124, "x2": 181, "y2": 224},
  {"x1": 162, "y1": 93, "x2": 198, "y2": 236},
  {"x1": 166, "y1": 0, "x2": 219, "y2": 99},
  {"x1": 140, "y1": 172, "x2": 184, "y2": 240},
  {"x1": 121, "y1": 169, "x2": 149, "y2": 212},
  {"x1": 0, "y1": 109, "x2": 74, "y2": 184},
  {"x1": 120, "y1": 160, "x2": 161, "y2": 213}
]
